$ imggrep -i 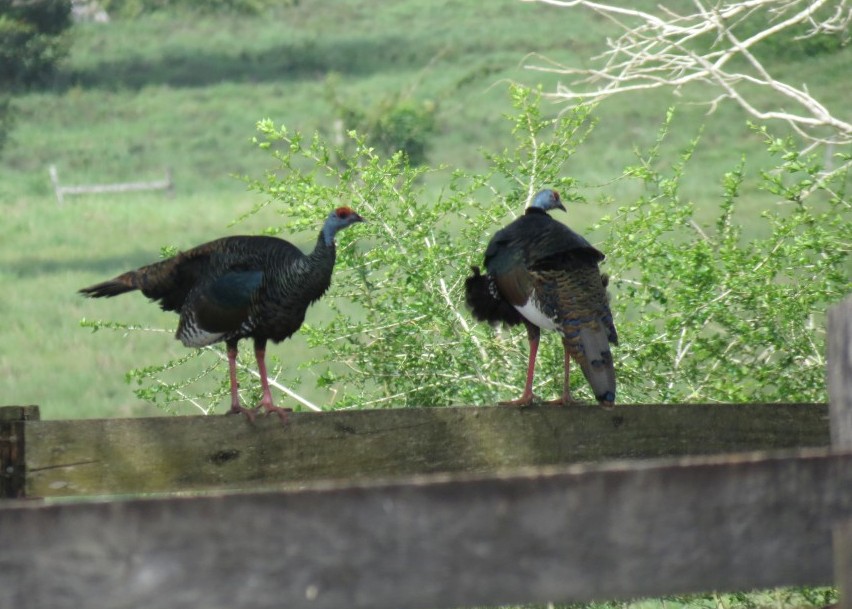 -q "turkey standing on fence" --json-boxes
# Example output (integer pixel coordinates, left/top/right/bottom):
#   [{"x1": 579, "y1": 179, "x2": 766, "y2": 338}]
[
  {"x1": 465, "y1": 189, "x2": 617, "y2": 407},
  {"x1": 79, "y1": 207, "x2": 364, "y2": 420}
]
